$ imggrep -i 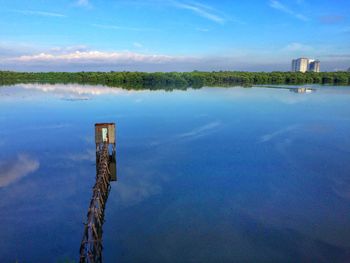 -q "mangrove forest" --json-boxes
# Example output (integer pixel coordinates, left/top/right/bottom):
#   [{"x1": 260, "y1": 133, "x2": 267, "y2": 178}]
[{"x1": 1, "y1": 70, "x2": 350, "y2": 89}]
